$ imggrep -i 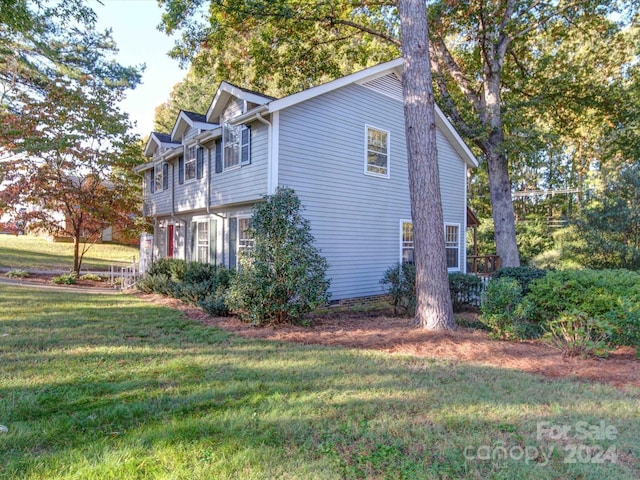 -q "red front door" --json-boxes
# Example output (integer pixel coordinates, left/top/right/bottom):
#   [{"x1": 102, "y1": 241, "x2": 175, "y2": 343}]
[{"x1": 167, "y1": 224, "x2": 174, "y2": 258}]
